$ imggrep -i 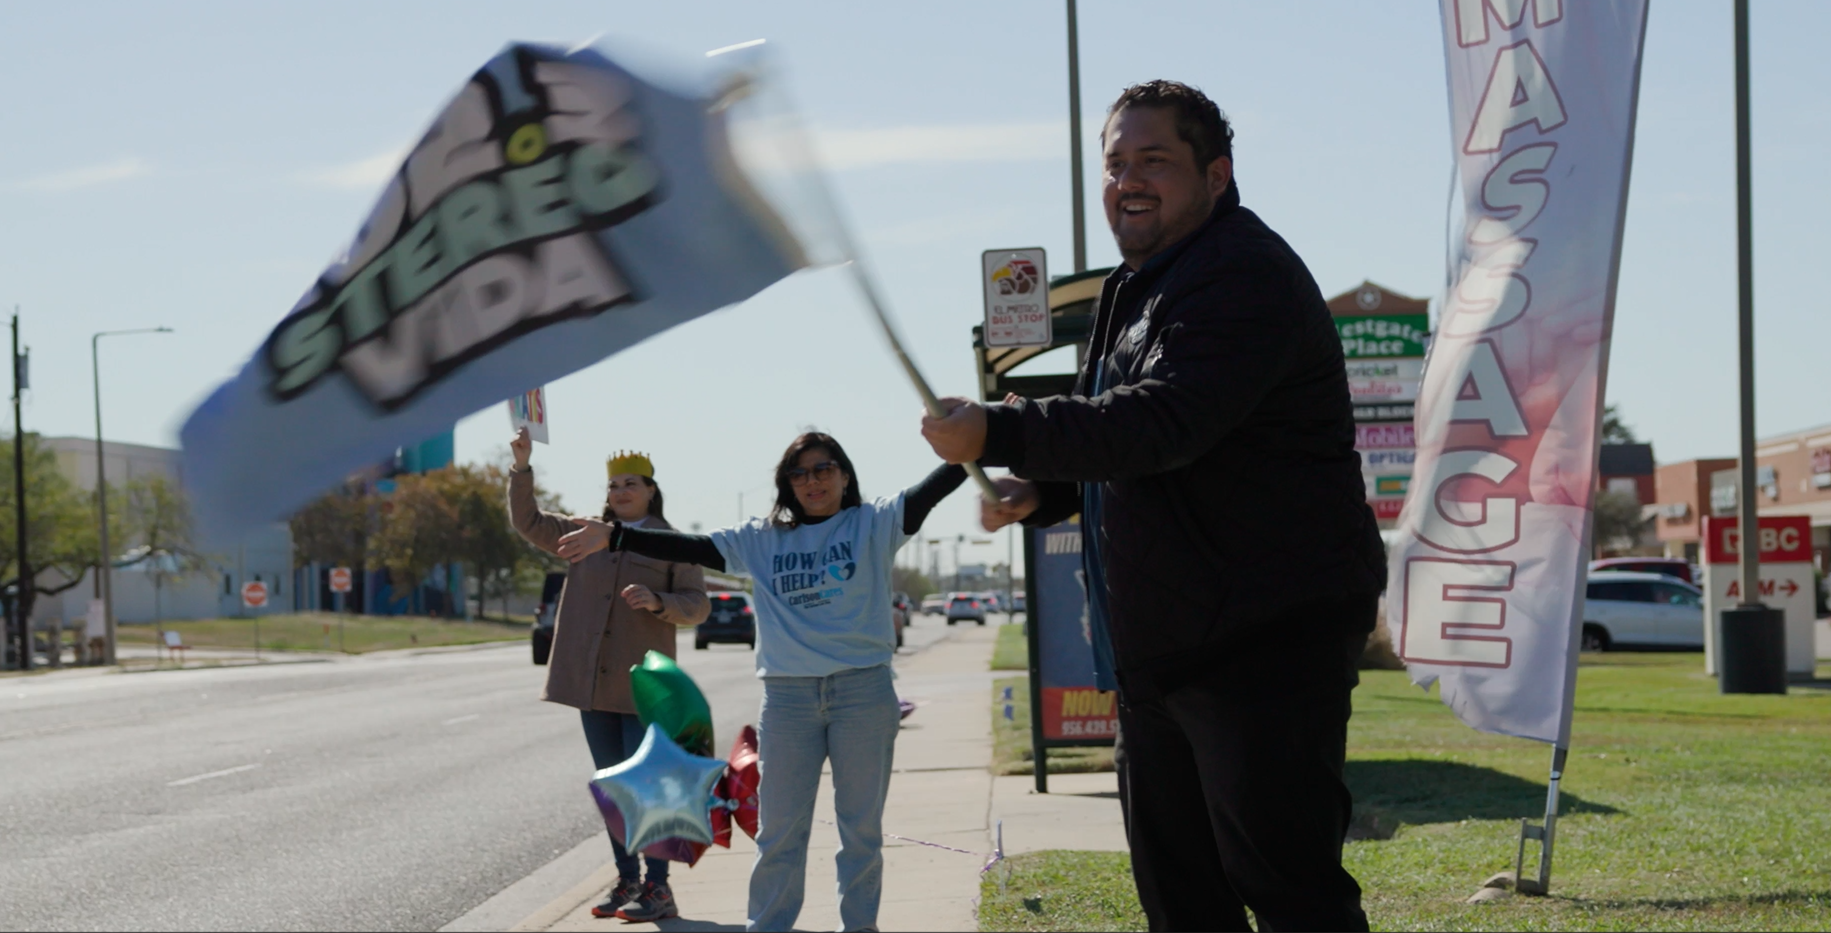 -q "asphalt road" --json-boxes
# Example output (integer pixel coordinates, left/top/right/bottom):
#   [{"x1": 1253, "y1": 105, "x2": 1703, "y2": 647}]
[{"x1": 0, "y1": 616, "x2": 967, "y2": 932}]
